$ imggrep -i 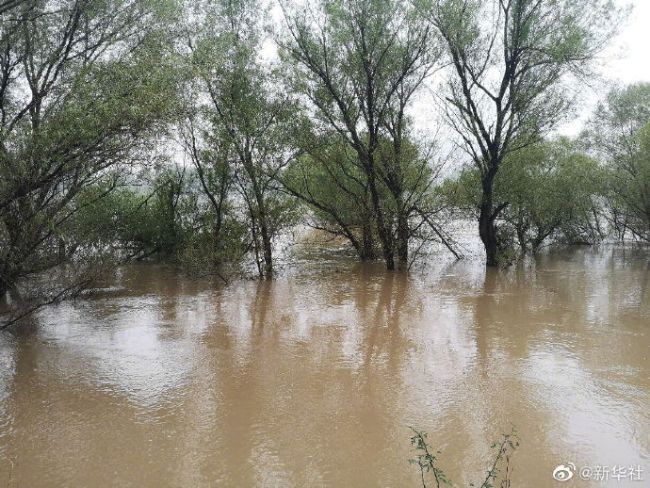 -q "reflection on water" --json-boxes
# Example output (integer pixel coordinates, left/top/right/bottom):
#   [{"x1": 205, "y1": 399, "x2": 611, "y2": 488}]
[{"x1": 0, "y1": 247, "x2": 648, "y2": 487}]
